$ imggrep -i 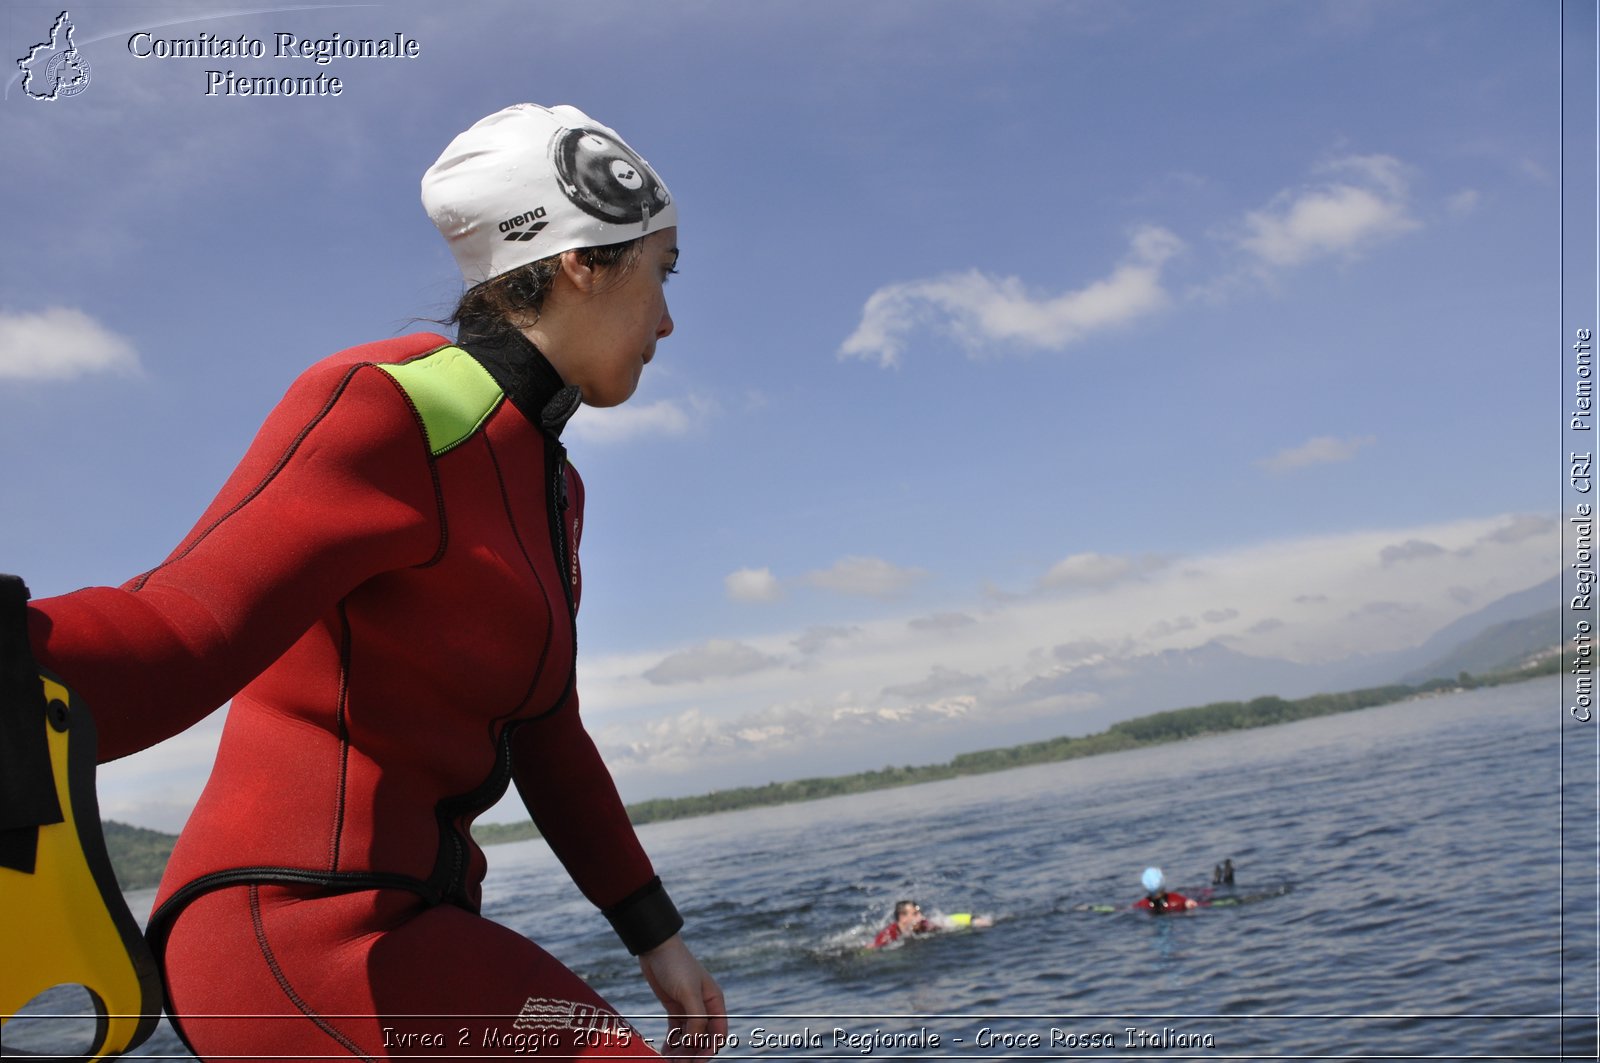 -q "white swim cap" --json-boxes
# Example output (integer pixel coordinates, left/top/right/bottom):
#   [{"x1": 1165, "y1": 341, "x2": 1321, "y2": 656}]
[
  {"x1": 1141, "y1": 867, "x2": 1165, "y2": 893},
  {"x1": 421, "y1": 103, "x2": 676, "y2": 287}
]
